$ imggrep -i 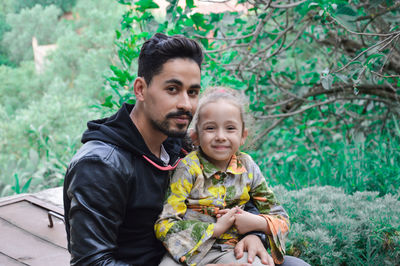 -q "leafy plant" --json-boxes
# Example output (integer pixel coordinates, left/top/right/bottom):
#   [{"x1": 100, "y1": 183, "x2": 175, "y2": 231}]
[
  {"x1": 11, "y1": 173, "x2": 32, "y2": 194},
  {"x1": 275, "y1": 185, "x2": 400, "y2": 265}
]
